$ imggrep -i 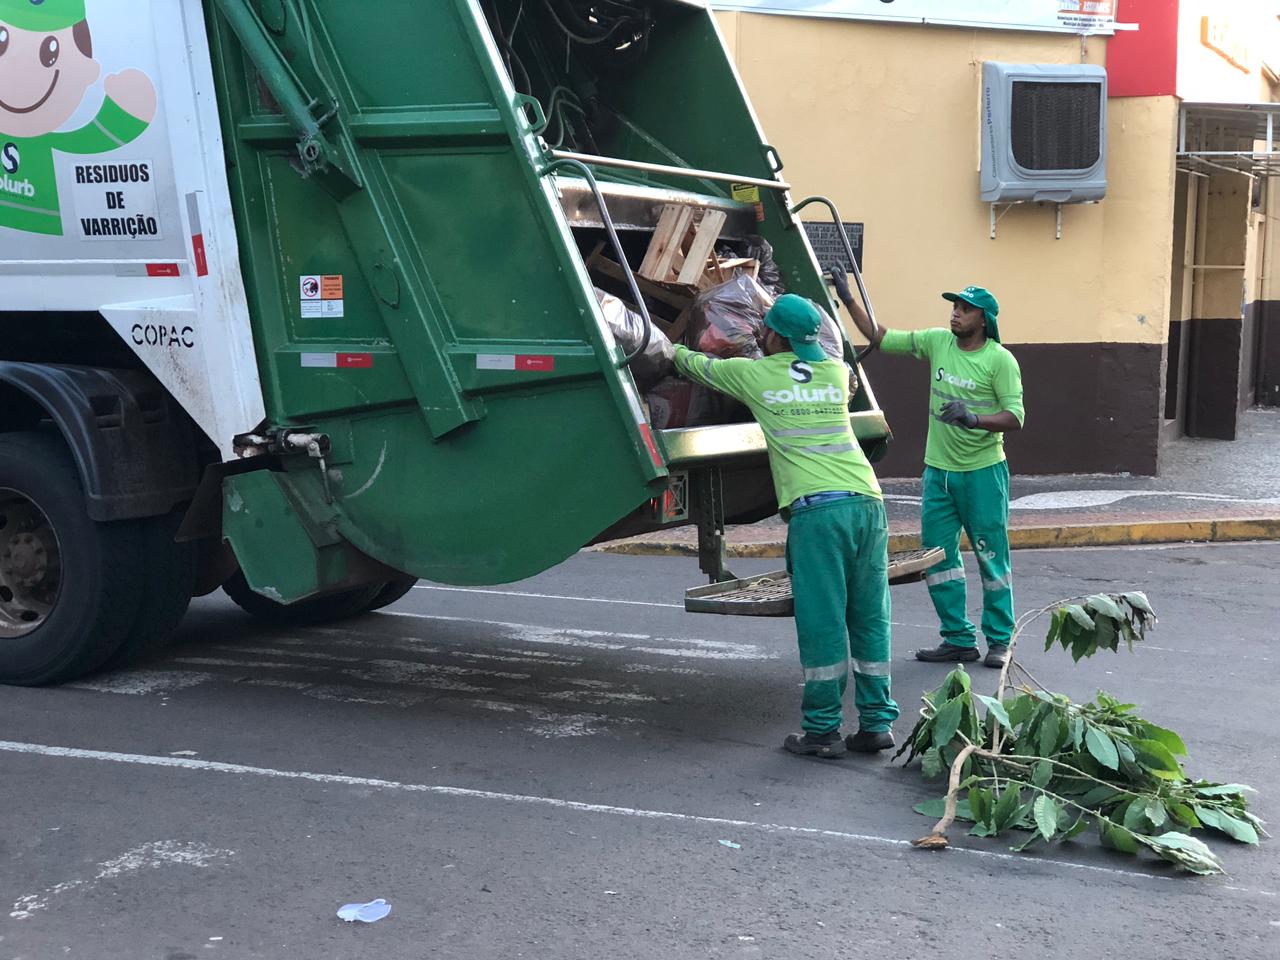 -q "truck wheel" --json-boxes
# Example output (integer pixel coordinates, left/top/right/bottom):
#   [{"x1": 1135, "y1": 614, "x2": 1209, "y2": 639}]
[
  {"x1": 0, "y1": 433, "x2": 145, "y2": 685},
  {"x1": 364, "y1": 576, "x2": 419, "y2": 613},
  {"x1": 102, "y1": 510, "x2": 197, "y2": 670},
  {"x1": 221, "y1": 571, "x2": 382, "y2": 626}
]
